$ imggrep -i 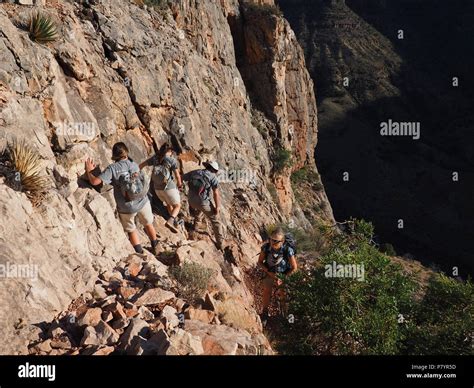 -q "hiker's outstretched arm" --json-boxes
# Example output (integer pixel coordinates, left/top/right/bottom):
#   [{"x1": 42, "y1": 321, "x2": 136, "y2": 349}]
[
  {"x1": 139, "y1": 157, "x2": 153, "y2": 170},
  {"x1": 85, "y1": 158, "x2": 102, "y2": 186}
]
